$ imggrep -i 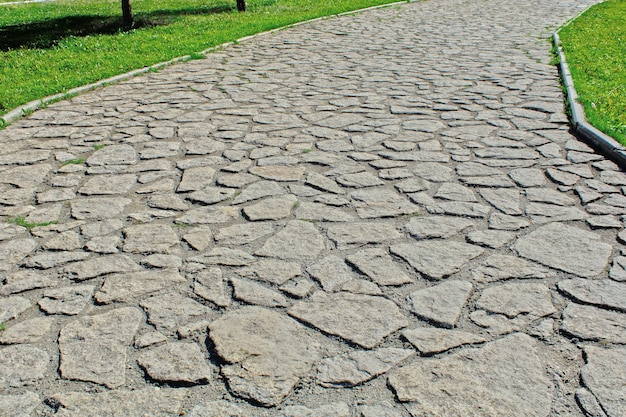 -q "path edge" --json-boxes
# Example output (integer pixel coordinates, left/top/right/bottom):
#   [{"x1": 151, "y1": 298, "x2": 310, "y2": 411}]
[
  {"x1": 0, "y1": 0, "x2": 413, "y2": 127},
  {"x1": 553, "y1": 31, "x2": 626, "y2": 169}
]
